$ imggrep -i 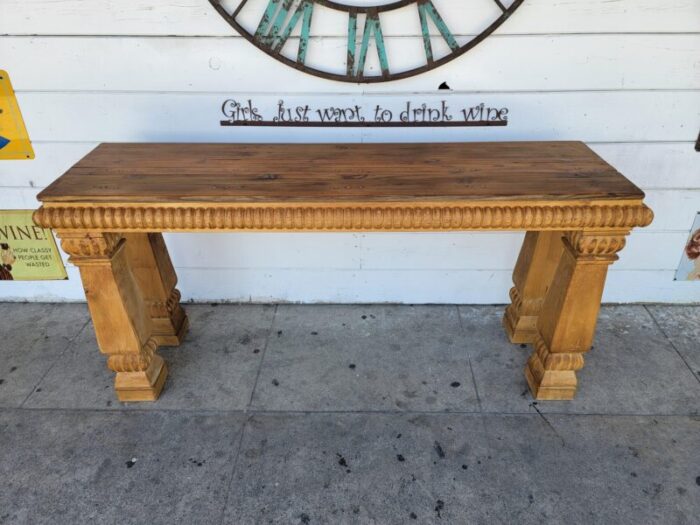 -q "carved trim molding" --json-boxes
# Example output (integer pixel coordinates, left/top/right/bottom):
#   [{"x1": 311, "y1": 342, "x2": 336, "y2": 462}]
[
  {"x1": 35, "y1": 204, "x2": 654, "y2": 232},
  {"x1": 58, "y1": 232, "x2": 124, "y2": 261},
  {"x1": 107, "y1": 338, "x2": 158, "y2": 373},
  {"x1": 148, "y1": 288, "x2": 182, "y2": 318},
  {"x1": 508, "y1": 286, "x2": 524, "y2": 313},
  {"x1": 504, "y1": 286, "x2": 545, "y2": 328},
  {"x1": 565, "y1": 231, "x2": 628, "y2": 257},
  {"x1": 166, "y1": 288, "x2": 182, "y2": 315},
  {"x1": 533, "y1": 335, "x2": 586, "y2": 372}
]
